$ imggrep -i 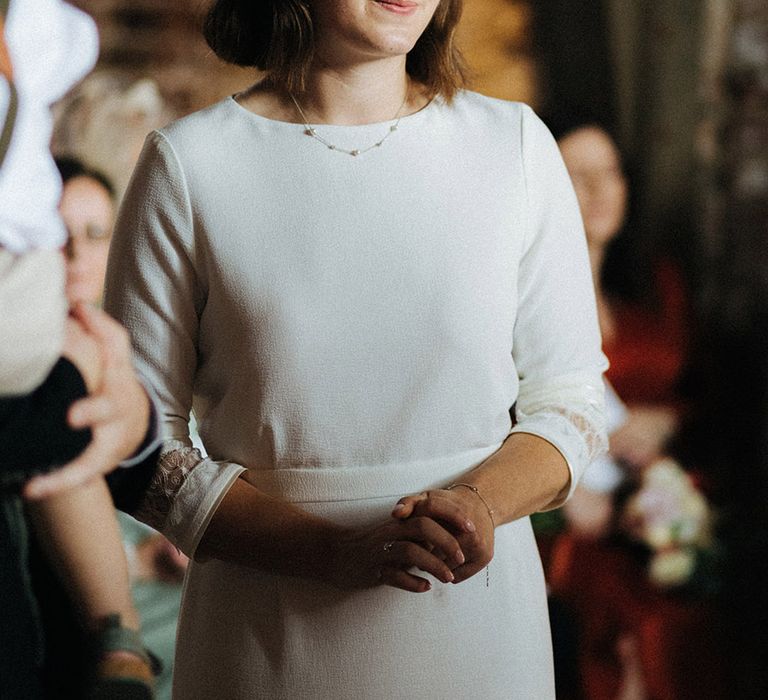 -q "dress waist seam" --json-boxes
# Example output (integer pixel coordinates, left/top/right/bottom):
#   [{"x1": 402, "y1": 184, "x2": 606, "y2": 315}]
[{"x1": 240, "y1": 444, "x2": 501, "y2": 503}]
